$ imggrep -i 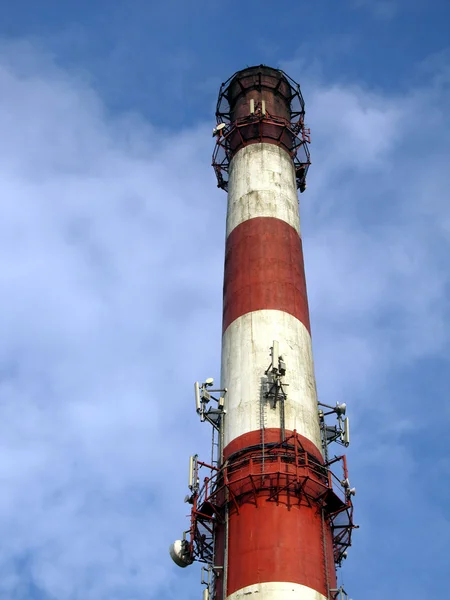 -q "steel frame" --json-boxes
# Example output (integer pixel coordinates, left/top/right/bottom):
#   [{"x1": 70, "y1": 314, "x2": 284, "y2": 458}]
[
  {"x1": 212, "y1": 68, "x2": 311, "y2": 192},
  {"x1": 212, "y1": 112, "x2": 311, "y2": 192},
  {"x1": 215, "y1": 68, "x2": 307, "y2": 125},
  {"x1": 187, "y1": 431, "x2": 355, "y2": 569}
]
